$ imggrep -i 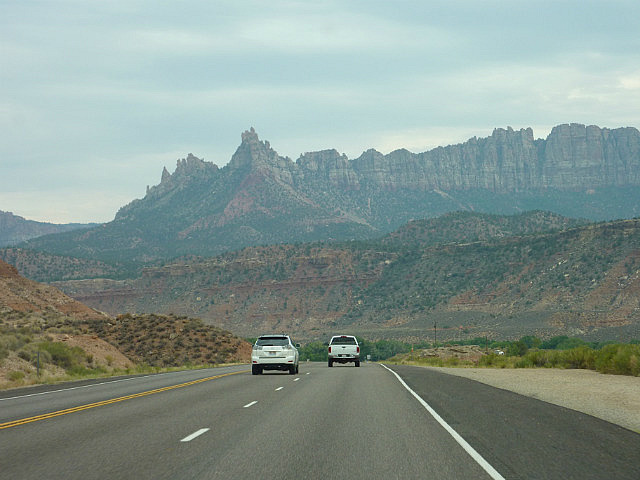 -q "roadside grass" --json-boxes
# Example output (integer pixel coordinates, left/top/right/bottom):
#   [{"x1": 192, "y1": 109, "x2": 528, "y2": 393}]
[
  {"x1": 0, "y1": 326, "x2": 245, "y2": 390},
  {"x1": 387, "y1": 343, "x2": 640, "y2": 377},
  {"x1": 1, "y1": 312, "x2": 249, "y2": 390},
  {"x1": 1, "y1": 357, "x2": 246, "y2": 390}
]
